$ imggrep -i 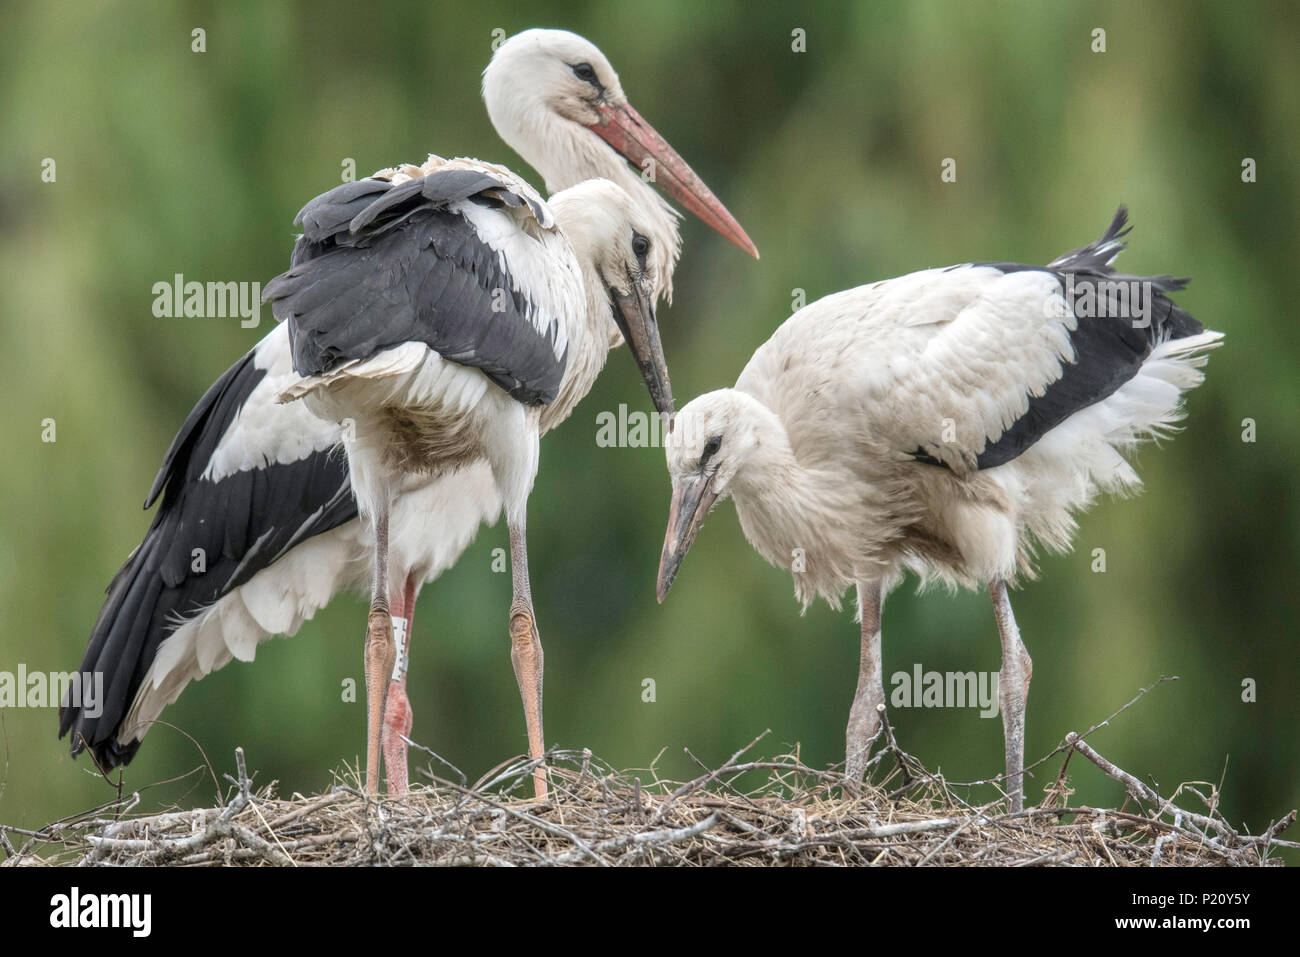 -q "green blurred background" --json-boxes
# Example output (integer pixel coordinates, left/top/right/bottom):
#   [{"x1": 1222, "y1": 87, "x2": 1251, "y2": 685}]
[{"x1": 2, "y1": 1, "x2": 1296, "y2": 856}]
